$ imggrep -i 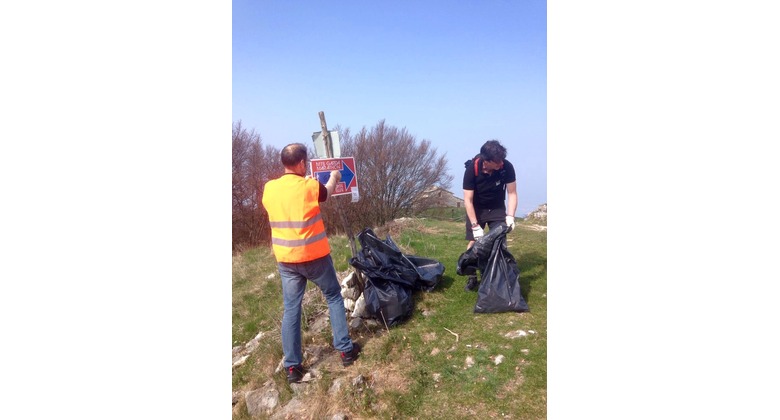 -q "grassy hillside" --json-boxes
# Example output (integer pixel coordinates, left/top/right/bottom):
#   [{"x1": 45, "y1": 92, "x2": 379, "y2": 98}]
[{"x1": 232, "y1": 217, "x2": 547, "y2": 419}]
